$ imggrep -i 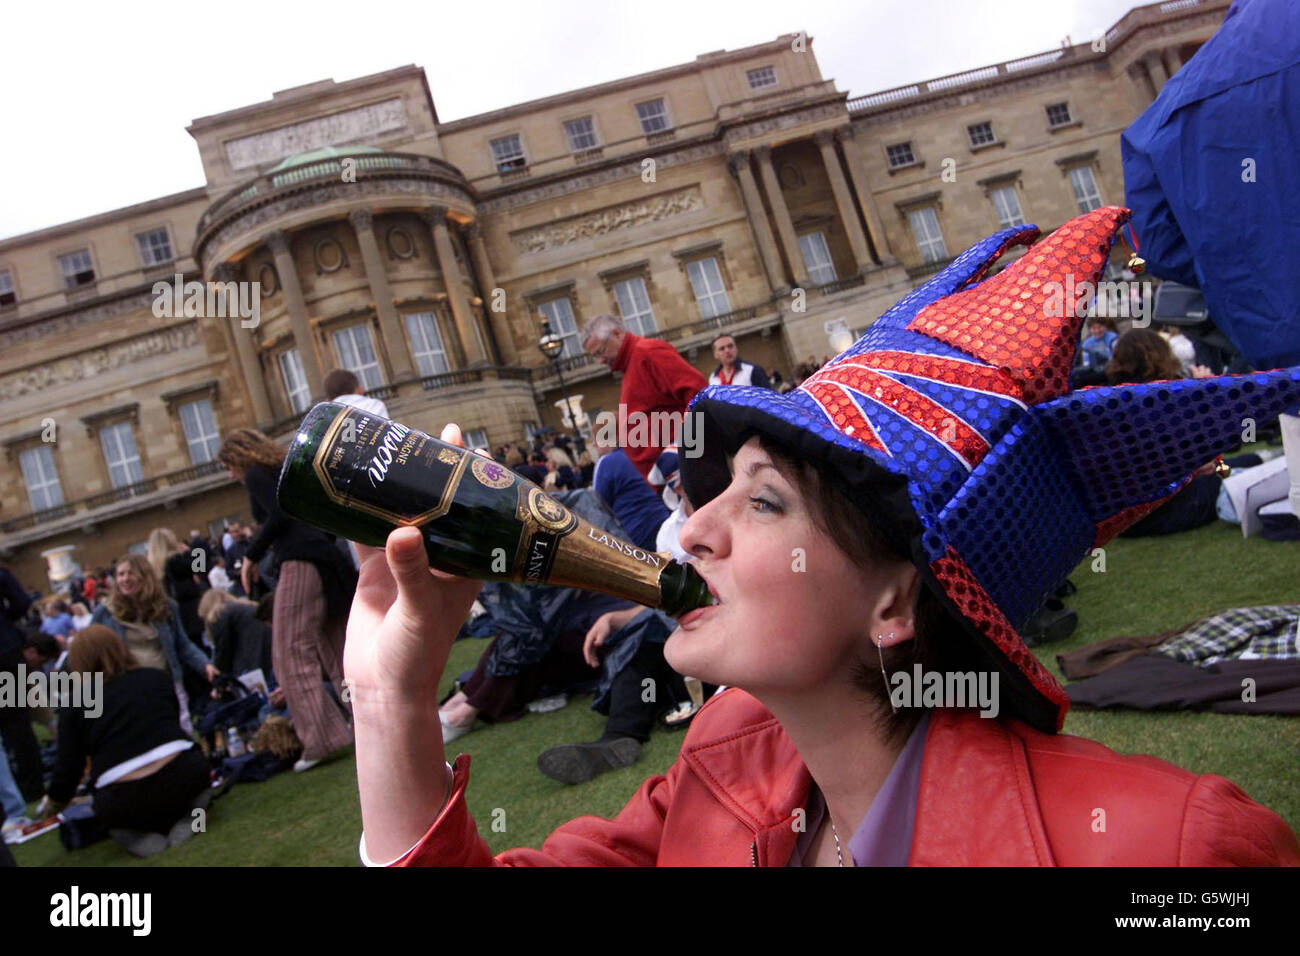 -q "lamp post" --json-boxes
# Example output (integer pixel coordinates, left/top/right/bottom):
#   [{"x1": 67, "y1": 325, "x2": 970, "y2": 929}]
[{"x1": 538, "y1": 316, "x2": 584, "y2": 453}]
